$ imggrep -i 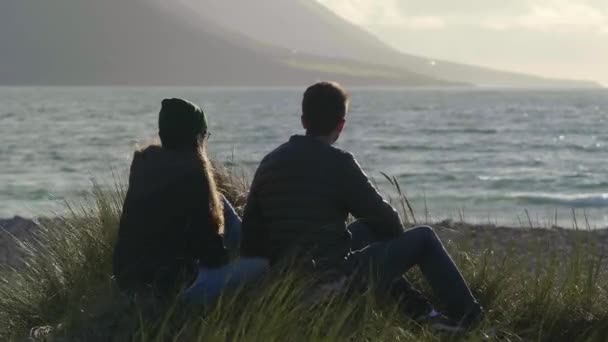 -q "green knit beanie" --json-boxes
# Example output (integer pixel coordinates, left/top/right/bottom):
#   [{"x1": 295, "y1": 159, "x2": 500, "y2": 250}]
[{"x1": 158, "y1": 98, "x2": 207, "y2": 147}]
